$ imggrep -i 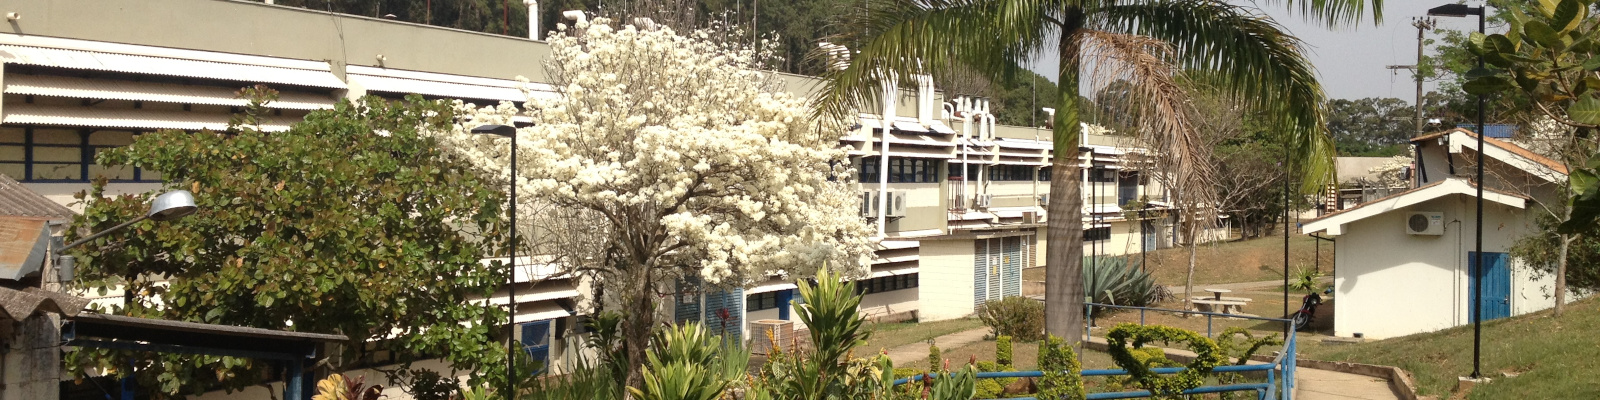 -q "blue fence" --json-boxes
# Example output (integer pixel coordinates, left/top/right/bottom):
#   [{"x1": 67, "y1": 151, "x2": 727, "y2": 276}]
[{"x1": 895, "y1": 303, "x2": 1297, "y2": 400}]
